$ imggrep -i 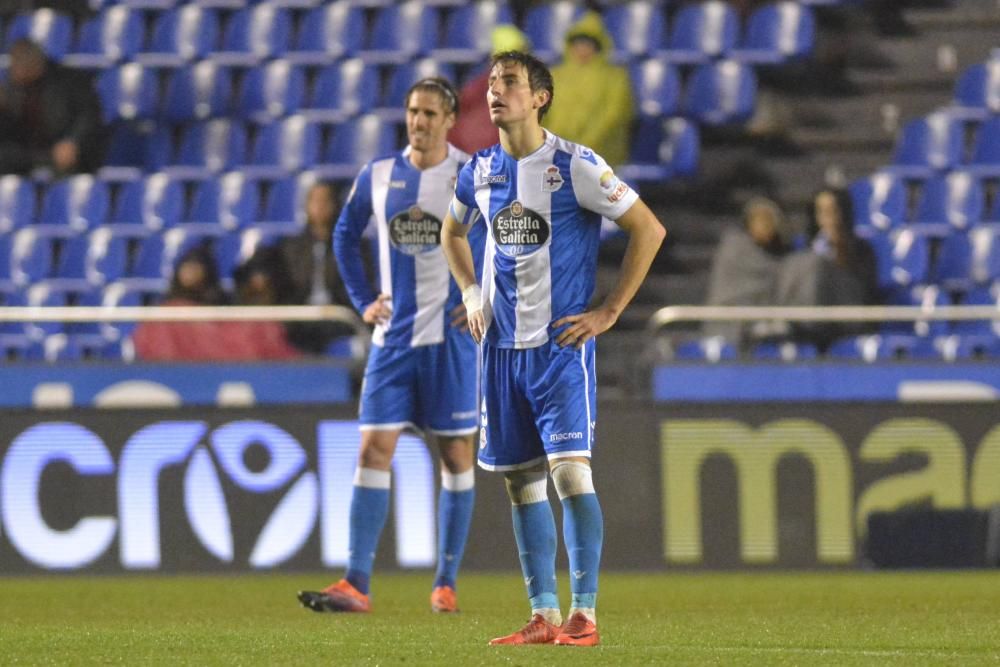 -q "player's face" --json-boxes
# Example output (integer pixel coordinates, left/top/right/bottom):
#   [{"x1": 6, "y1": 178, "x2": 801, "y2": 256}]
[
  {"x1": 405, "y1": 90, "x2": 455, "y2": 154},
  {"x1": 487, "y1": 62, "x2": 547, "y2": 128}
]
